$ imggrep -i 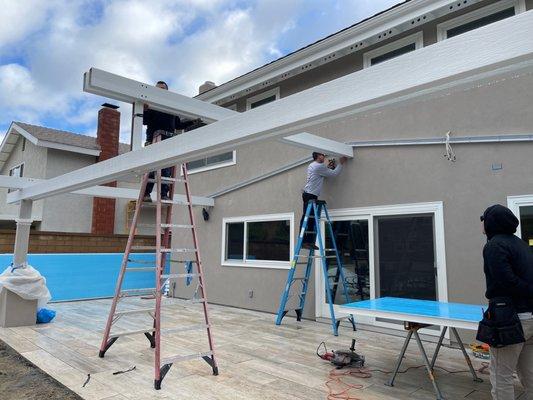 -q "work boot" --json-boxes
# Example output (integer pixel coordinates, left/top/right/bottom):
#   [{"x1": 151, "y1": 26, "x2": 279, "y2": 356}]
[
  {"x1": 161, "y1": 194, "x2": 171, "y2": 201},
  {"x1": 302, "y1": 243, "x2": 319, "y2": 250}
]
